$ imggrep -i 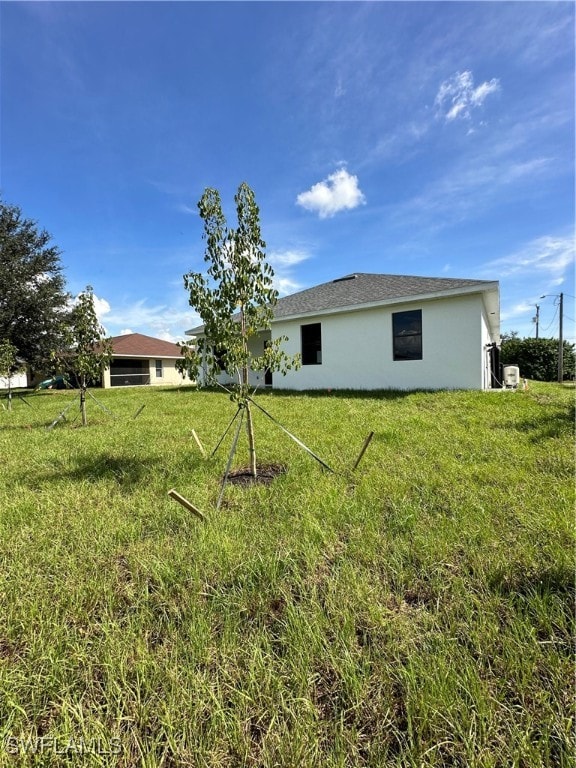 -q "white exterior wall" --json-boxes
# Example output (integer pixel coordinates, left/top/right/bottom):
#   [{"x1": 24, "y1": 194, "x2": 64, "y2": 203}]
[
  {"x1": 0, "y1": 372, "x2": 28, "y2": 389},
  {"x1": 272, "y1": 294, "x2": 488, "y2": 391},
  {"x1": 212, "y1": 333, "x2": 271, "y2": 389}
]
